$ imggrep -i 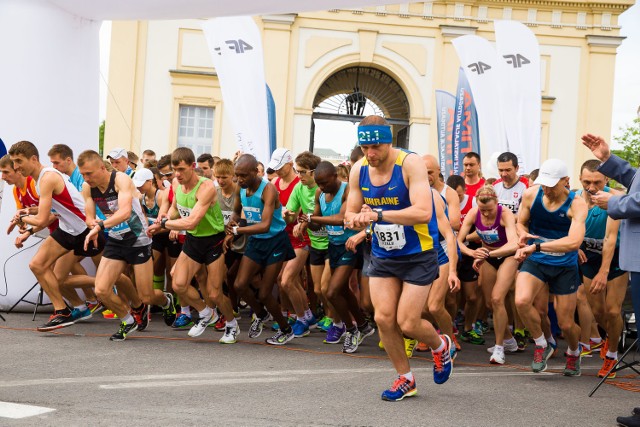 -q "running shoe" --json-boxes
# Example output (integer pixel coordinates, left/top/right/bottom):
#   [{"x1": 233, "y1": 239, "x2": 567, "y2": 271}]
[
  {"x1": 432, "y1": 335, "x2": 453, "y2": 385},
  {"x1": 490, "y1": 347, "x2": 506, "y2": 365},
  {"x1": 487, "y1": 340, "x2": 519, "y2": 354},
  {"x1": 343, "y1": 330, "x2": 362, "y2": 353},
  {"x1": 378, "y1": 340, "x2": 385, "y2": 351},
  {"x1": 248, "y1": 312, "x2": 272, "y2": 339},
  {"x1": 219, "y1": 324, "x2": 240, "y2": 344},
  {"x1": 358, "y1": 322, "x2": 376, "y2": 344},
  {"x1": 161, "y1": 293, "x2": 177, "y2": 326},
  {"x1": 188, "y1": 312, "x2": 215, "y2": 337},
  {"x1": 37, "y1": 311, "x2": 75, "y2": 331},
  {"x1": 292, "y1": 319, "x2": 310, "y2": 337},
  {"x1": 316, "y1": 316, "x2": 333, "y2": 332},
  {"x1": 171, "y1": 313, "x2": 193, "y2": 329},
  {"x1": 405, "y1": 338, "x2": 418, "y2": 358},
  {"x1": 306, "y1": 313, "x2": 318, "y2": 329},
  {"x1": 531, "y1": 345, "x2": 554, "y2": 373},
  {"x1": 110, "y1": 321, "x2": 138, "y2": 341},
  {"x1": 271, "y1": 316, "x2": 296, "y2": 331},
  {"x1": 563, "y1": 351, "x2": 582, "y2": 377},
  {"x1": 597, "y1": 356, "x2": 617, "y2": 379},
  {"x1": 590, "y1": 338, "x2": 604, "y2": 352},
  {"x1": 452, "y1": 335, "x2": 461, "y2": 352},
  {"x1": 580, "y1": 345, "x2": 593, "y2": 357},
  {"x1": 460, "y1": 329, "x2": 485, "y2": 345},
  {"x1": 70, "y1": 306, "x2": 92, "y2": 322},
  {"x1": 214, "y1": 315, "x2": 226, "y2": 331},
  {"x1": 549, "y1": 340, "x2": 558, "y2": 358},
  {"x1": 600, "y1": 338, "x2": 609, "y2": 360},
  {"x1": 132, "y1": 303, "x2": 150, "y2": 331},
  {"x1": 475, "y1": 320, "x2": 490, "y2": 335},
  {"x1": 102, "y1": 309, "x2": 117, "y2": 319},
  {"x1": 266, "y1": 329, "x2": 295, "y2": 345},
  {"x1": 514, "y1": 331, "x2": 527, "y2": 351},
  {"x1": 416, "y1": 342, "x2": 430, "y2": 352},
  {"x1": 86, "y1": 301, "x2": 104, "y2": 314},
  {"x1": 381, "y1": 375, "x2": 417, "y2": 402},
  {"x1": 324, "y1": 323, "x2": 346, "y2": 344}
]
